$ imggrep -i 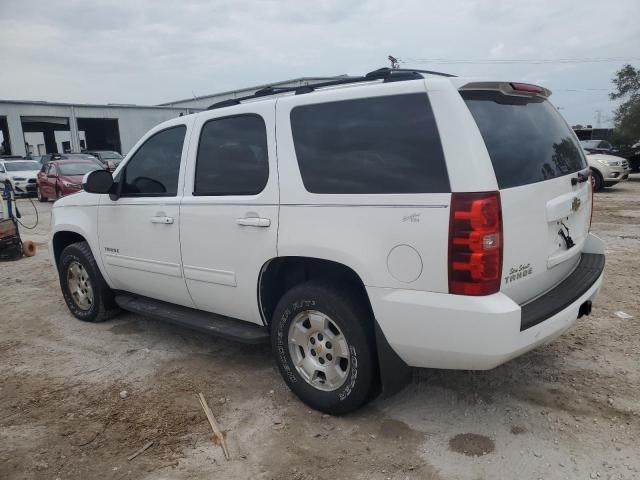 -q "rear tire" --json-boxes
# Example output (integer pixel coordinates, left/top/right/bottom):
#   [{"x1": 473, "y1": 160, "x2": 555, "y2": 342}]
[
  {"x1": 37, "y1": 185, "x2": 48, "y2": 202},
  {"x1": 271, "y1": 281, "x2": 377, "y2": 415},
  {"x1": 59, "y1": 241, "x2": 120, "y2": 323}
]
